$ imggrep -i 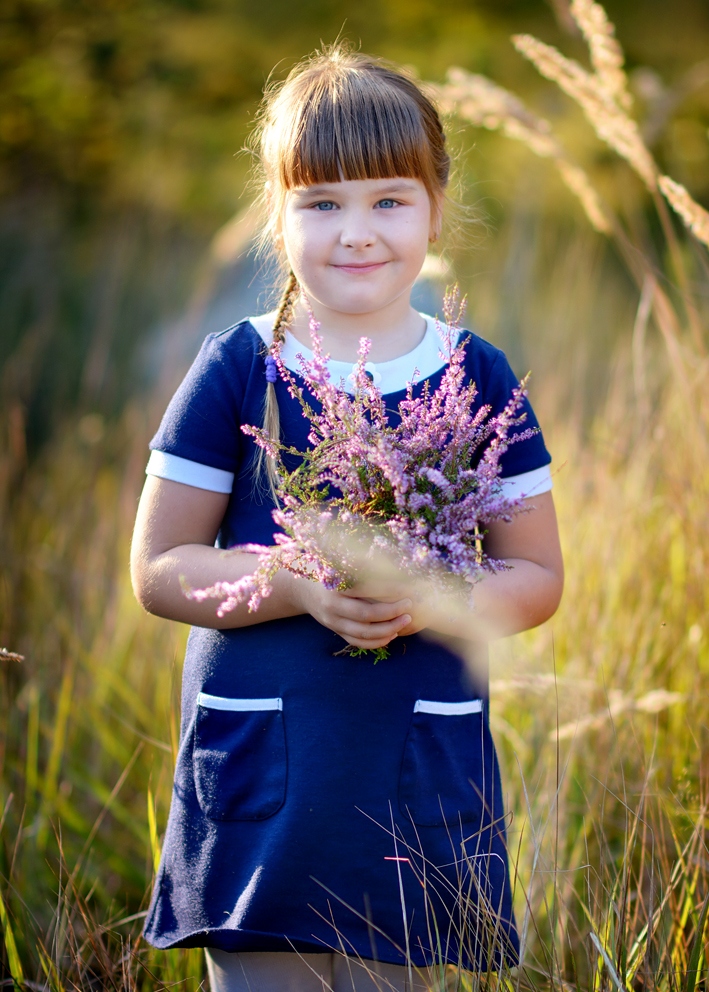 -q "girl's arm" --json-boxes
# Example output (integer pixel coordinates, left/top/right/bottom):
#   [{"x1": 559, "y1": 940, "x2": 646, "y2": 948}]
[
  {"x1": 130, "y1": 475, "x2": 414, "y2": 643},
  {"x1": 457, "y1": 489, "x2": 563, "y2": 639},
  {"x1": 348, "y1": 491, "x2": 564, "y2": 642},
  {"x1": 131, "y1": 476, "x2": 562, "y2": 646}
]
